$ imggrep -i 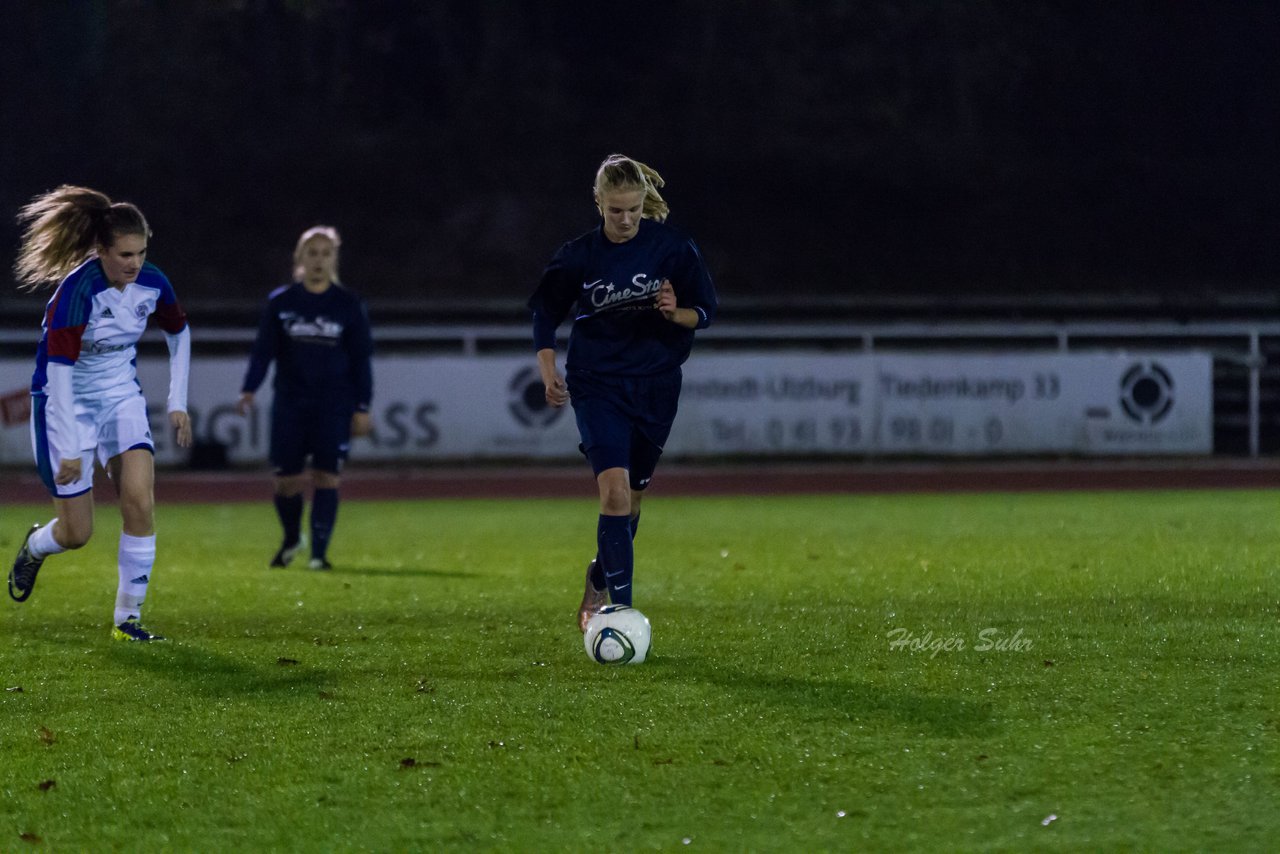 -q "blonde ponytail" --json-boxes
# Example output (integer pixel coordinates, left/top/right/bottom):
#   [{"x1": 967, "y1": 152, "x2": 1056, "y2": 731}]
[
  {"x1": 14, "y1": 185, "x2": 150, "y2": 291},
  {"x1": 594, "y1": 154, "x2": 670, "y2": 222}
]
